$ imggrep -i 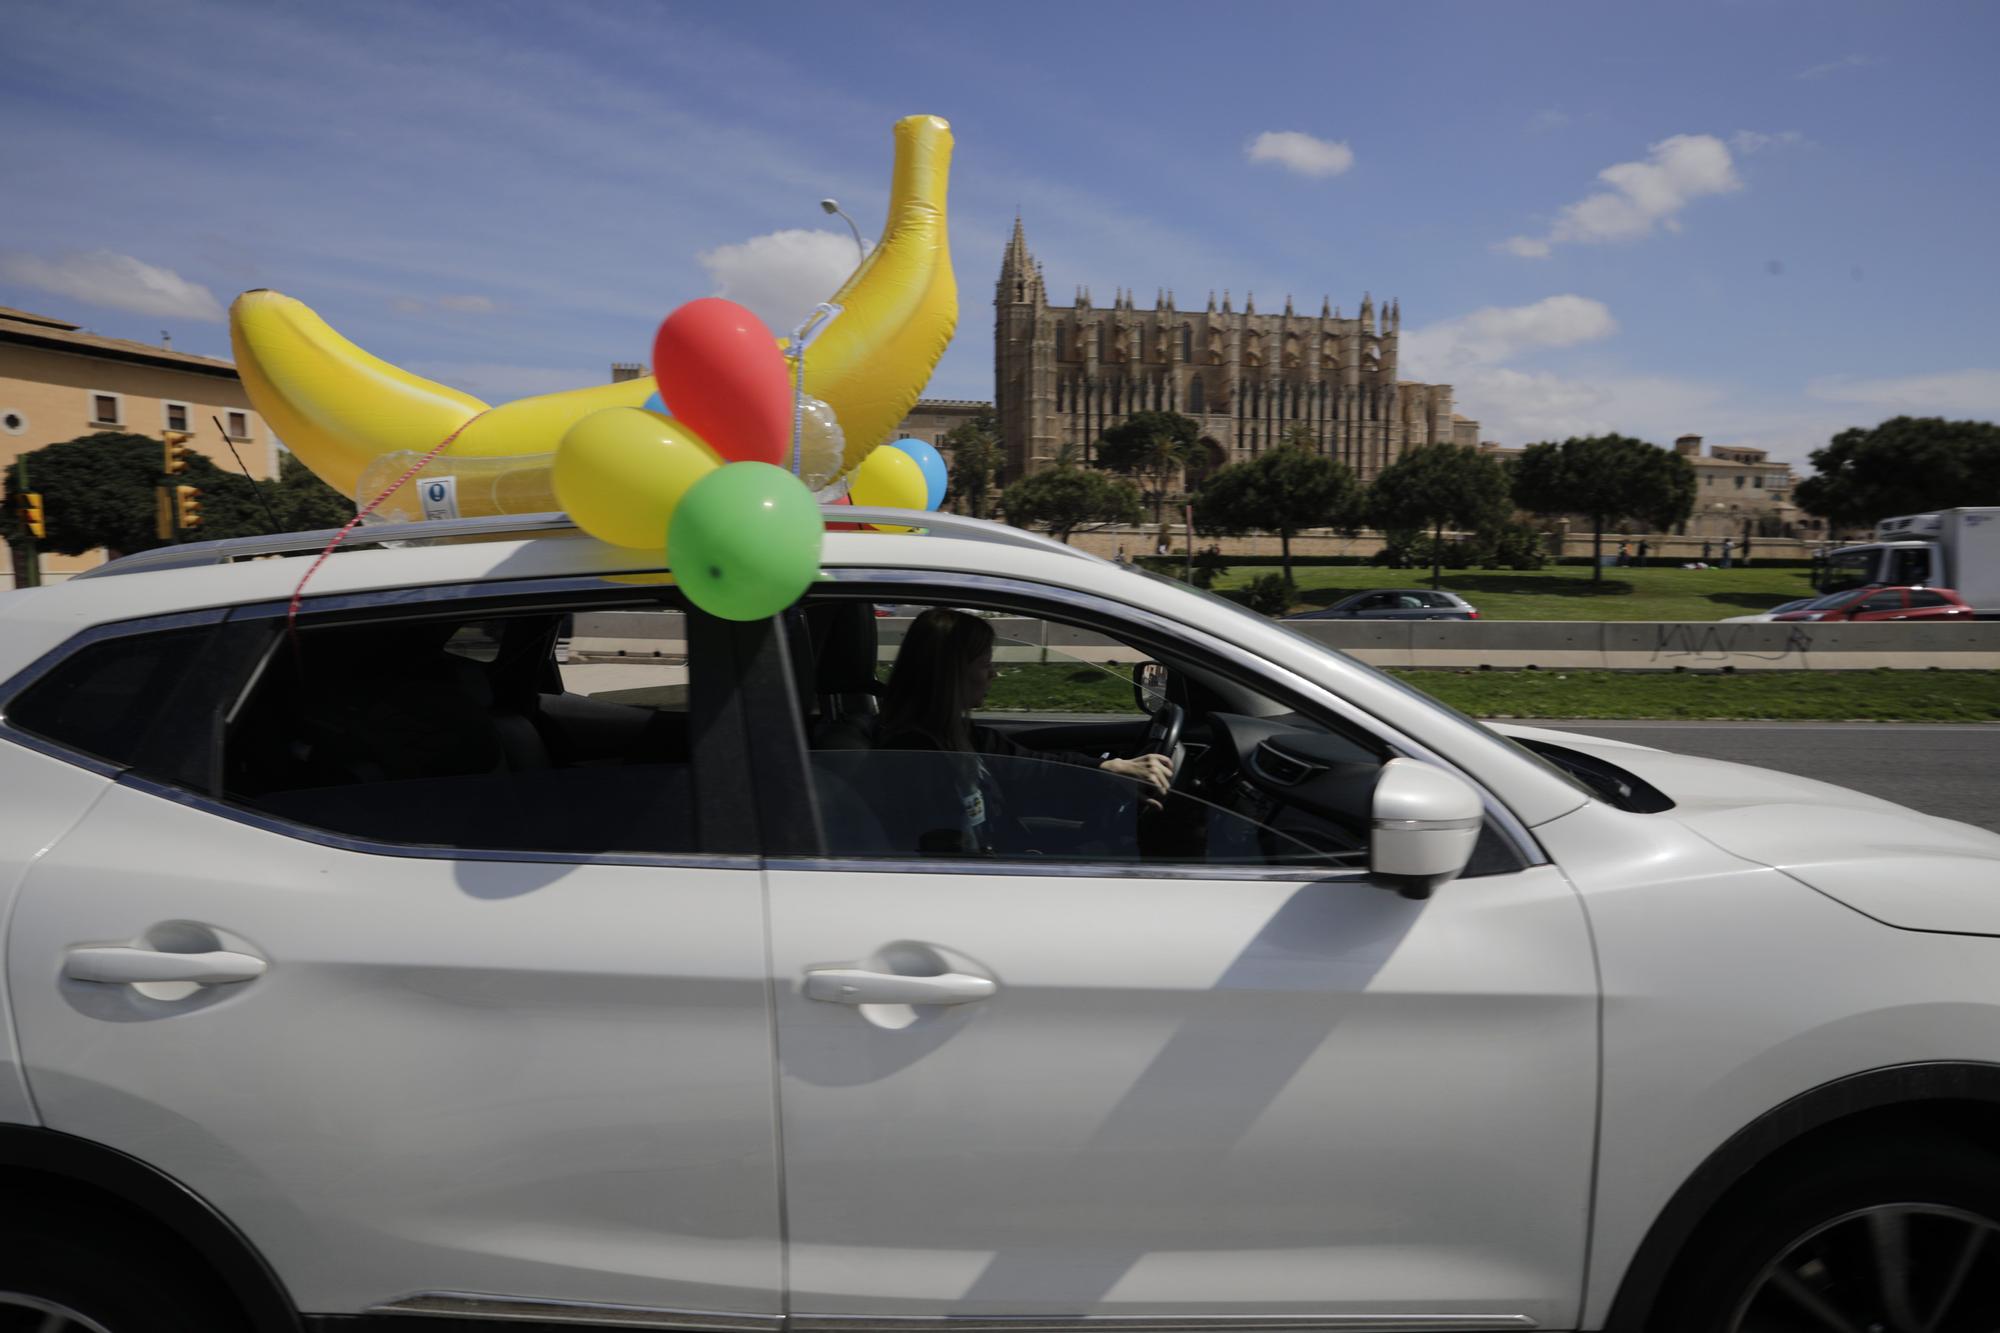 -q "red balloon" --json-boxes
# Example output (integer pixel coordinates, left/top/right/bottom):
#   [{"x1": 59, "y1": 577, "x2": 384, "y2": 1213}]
[{"x1": 651, "y1": 299, "x2": 792, "y2": 467}]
